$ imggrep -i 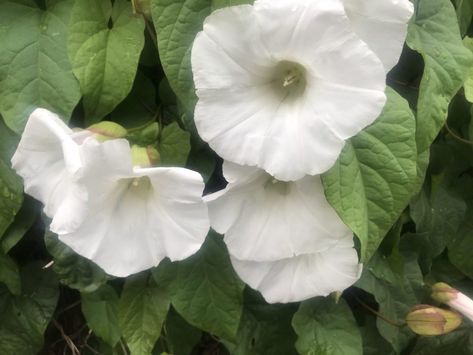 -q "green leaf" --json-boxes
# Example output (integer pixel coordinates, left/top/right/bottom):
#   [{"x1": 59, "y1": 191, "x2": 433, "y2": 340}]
[
  {"x1": 411, "y1": 326, "x2": 473, "y2": 355},
  {"x1": 44, "y1": 231, "x2": 108, "y2": 293},
  {"x1": 454, "y1": 0, "x2": 473, "y2": 35},
  {"x1": 81, "y1": 284, "x2": 121, "y2": 347},
  {"x1": 158, "y1": 122, "x2": 191, "y2": 167},
  {"x1": 0, "y1": 117, "x2": 19, "y2": 162},
  {"x1": 360, "y1": 317, "x2": 394, "y2": 355},
  {"x1": 0, "y1": 263, "x2": 59, "y2": 355},
  {"x1": 165, "y1": 233, "x2": 244, "y2": 341},
  {"x1": 0, "y1": 251, "x2": 20, "y2": 295},
  {"x1": 292, "y1": 297, "x2": 362, "y2": 355},
  {"x1": 1, "y1": 197, "x2": 37, "y2": 253},
  {"x1": 163, "y1": 308, "x2": 201, "y2": 355},
  {"x1": 407, "y1": 0, "x2": 473, "y2": 154},
  {"x1": 227, "y1": 290, "x2": 297, "y2": 355},
  {"x1": 118, "y1": 273, "x2": 170, "y2": 355},
  {"x1": 322, "y1": 88, "x2": 417, "y2": 262},
  {"x1": 356, "y1": 253, "x2": 423, "y2": 352},
  {"x1": 448, "y1": 207, "x2": 473, "y2": 279},
  {"x1": 463, "y1": 37, "x2": 473, "y2": 103},
  {"x1": 68, "y1": 0, "x2": 145, "y2": 122},
  {"x1": 150, "y1": 0, "x2": 210, "y2": 109},
  {"x1": 410, "y1": 182, "x2": 467, "y2": 262},
  {"x1": 0, "y1": 159, "x2": 23, "y2": 239},
  {"x1": 0, "y1": 0, "x2": 81, "y2": 133}
]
